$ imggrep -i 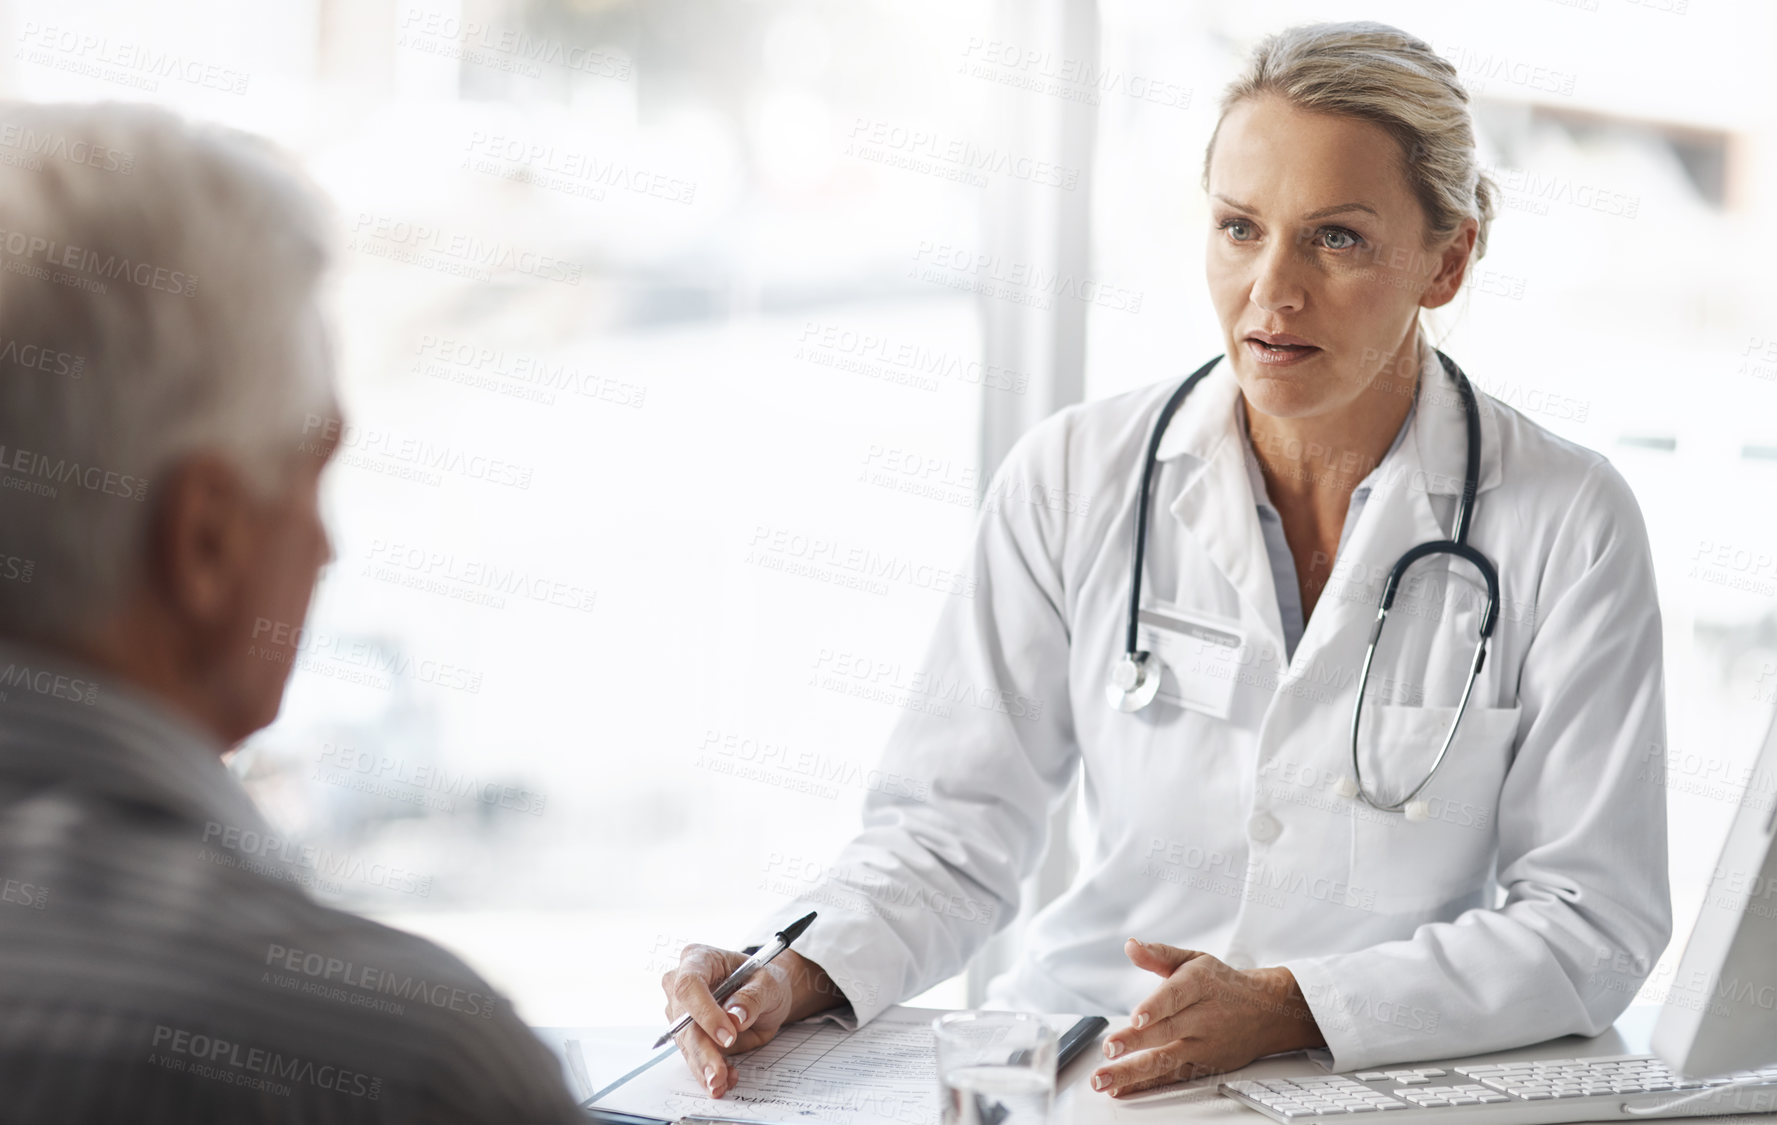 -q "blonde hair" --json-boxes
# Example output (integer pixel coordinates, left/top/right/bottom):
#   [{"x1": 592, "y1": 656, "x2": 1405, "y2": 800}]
[{"x1": 1203, "y1": 20, "x2": 1497, "y2": 264}]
